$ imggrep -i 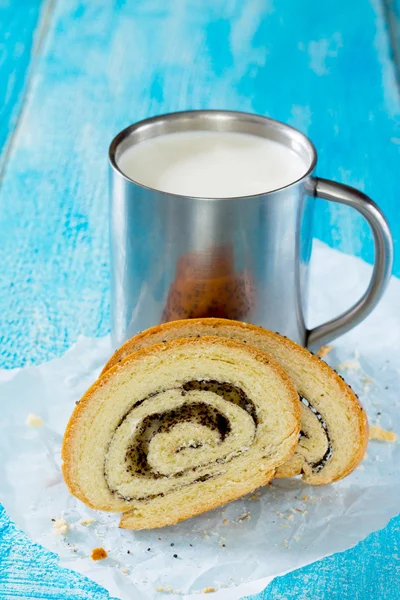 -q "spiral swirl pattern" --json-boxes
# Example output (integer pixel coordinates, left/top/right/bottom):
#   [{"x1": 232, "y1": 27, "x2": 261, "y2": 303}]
[
  {"x1": 106, "y1": 381, "x2": 258, "y2": 502},
  {"x1": 101, "y1": 318, "x2": 369, "y2": 486},
  {"x1": 62, "y1": 337, "x2": 300, "y2": 529}
]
